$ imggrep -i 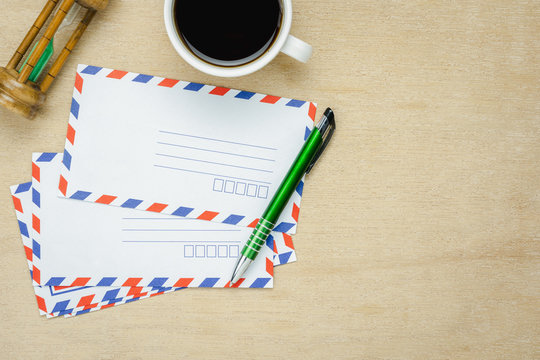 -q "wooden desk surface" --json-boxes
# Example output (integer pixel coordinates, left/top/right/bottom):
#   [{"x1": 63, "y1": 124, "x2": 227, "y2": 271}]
[{"x1": 0, "y1": 1, "x2": 538, "y2": 359}]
